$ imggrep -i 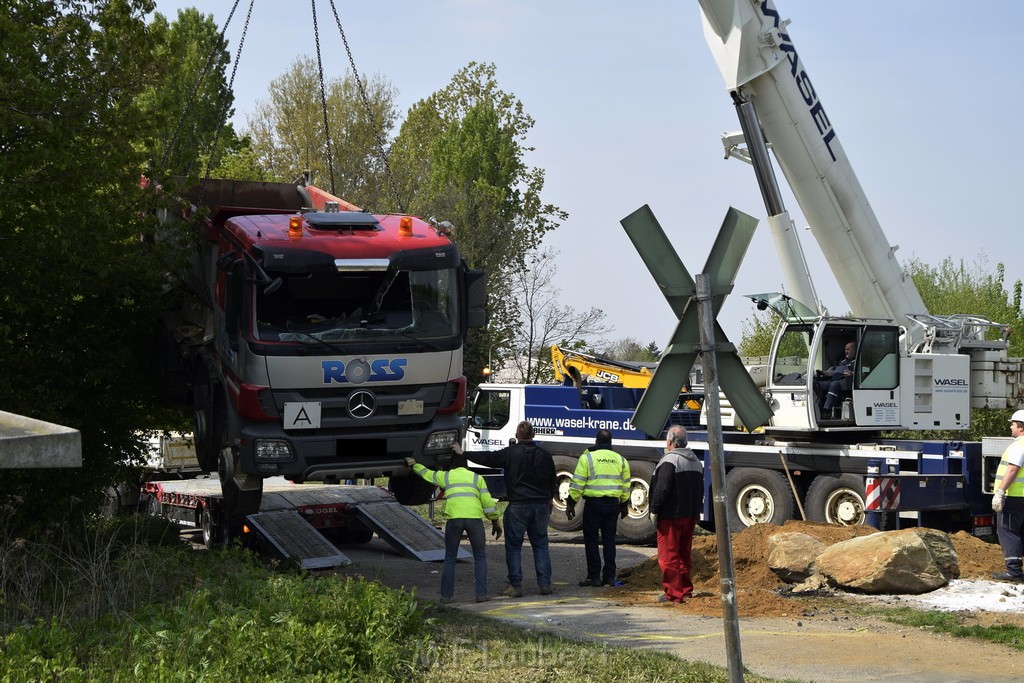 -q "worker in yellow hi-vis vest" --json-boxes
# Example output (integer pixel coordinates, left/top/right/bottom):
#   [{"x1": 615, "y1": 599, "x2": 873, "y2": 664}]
[
  {"x1": 565, "y1": 429, "x2": 631, "y2": 587},
  {"x1": 992, "y1": 409, "x2": 1024, "y2": 582},
  {"x1": 408, "y1": 452, "x2": 501, "y2": 603}
]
